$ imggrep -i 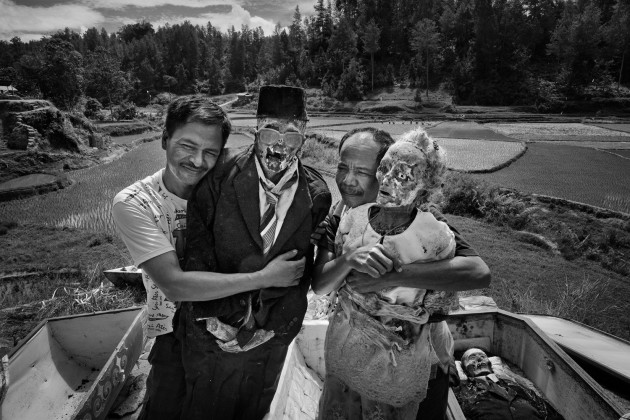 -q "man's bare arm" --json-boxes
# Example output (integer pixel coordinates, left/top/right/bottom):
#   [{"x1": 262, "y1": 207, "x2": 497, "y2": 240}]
[
  {"x1": 311, "y1": 244, "x2": 394, "y2": 295},
  {"x1": 141, "y1": 250, "x2": 305, "y2": 302},
  {"x1": 345, "y1": 255, "x2": 490, "y2": 294}
]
